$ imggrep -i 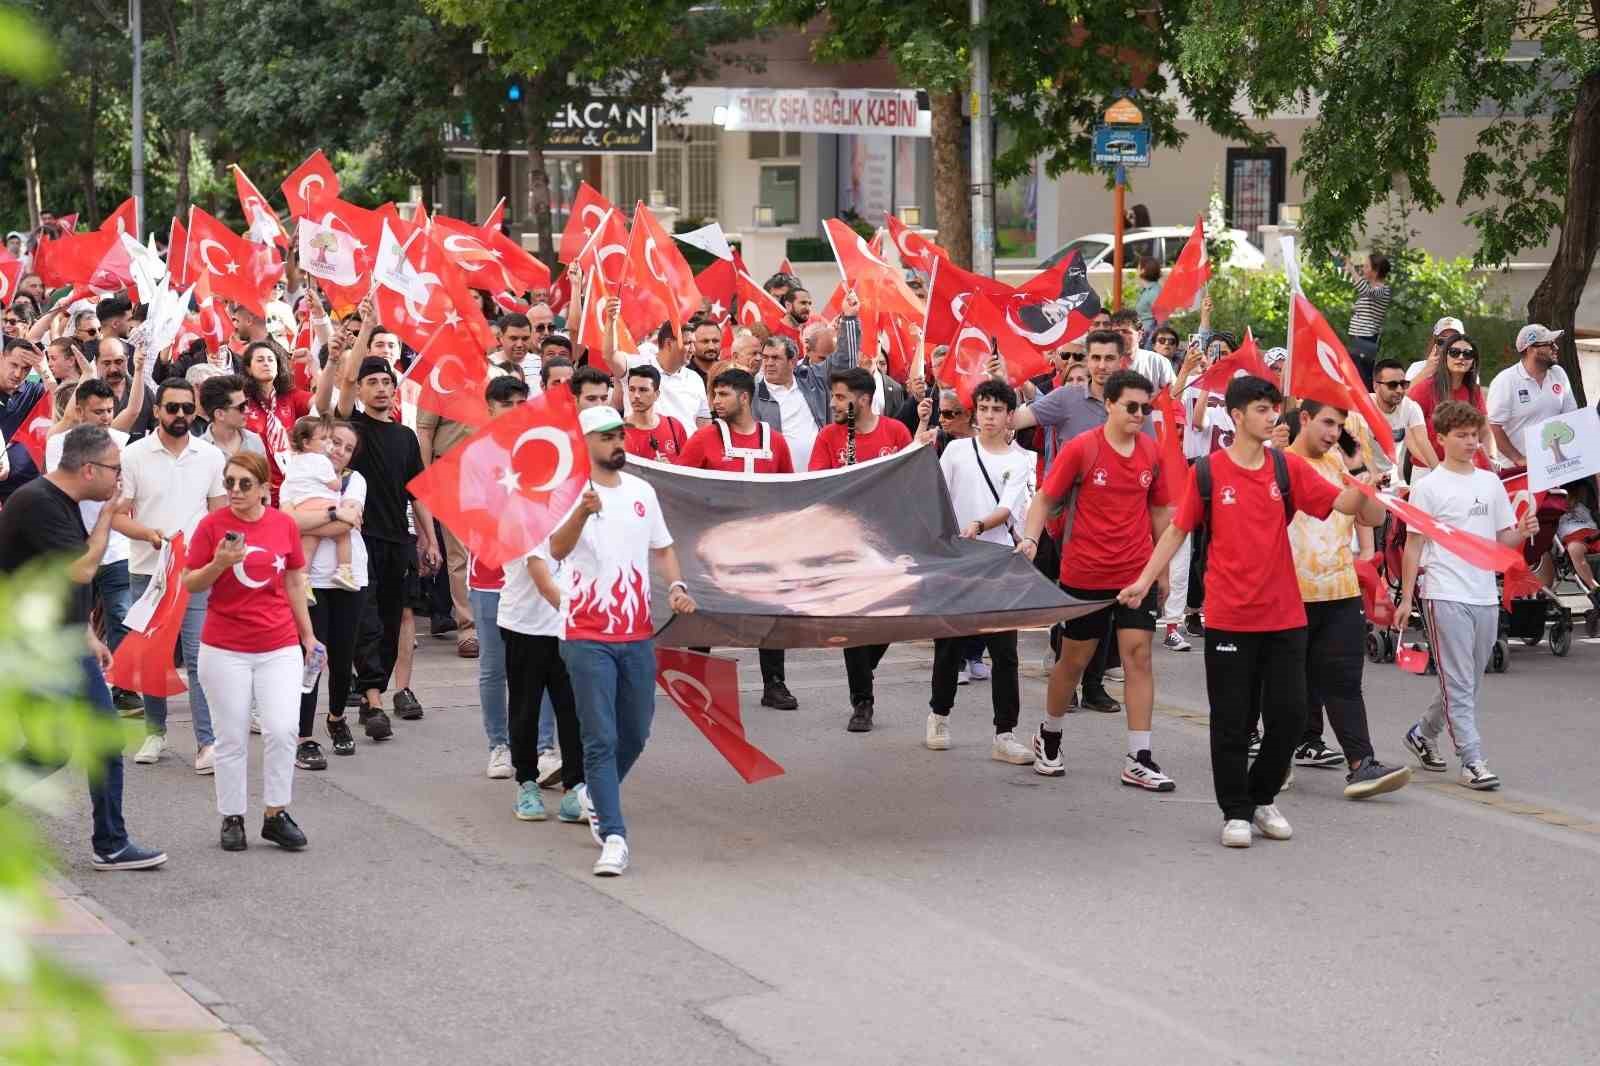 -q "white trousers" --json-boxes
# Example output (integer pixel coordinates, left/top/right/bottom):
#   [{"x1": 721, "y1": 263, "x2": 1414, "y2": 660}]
[
  {"x1": 198, "y1": 643, "x2": 302, "y2": 817},
  {"x1": 1161, "y1": 533, "x2": 1192, "y2": 624}
]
